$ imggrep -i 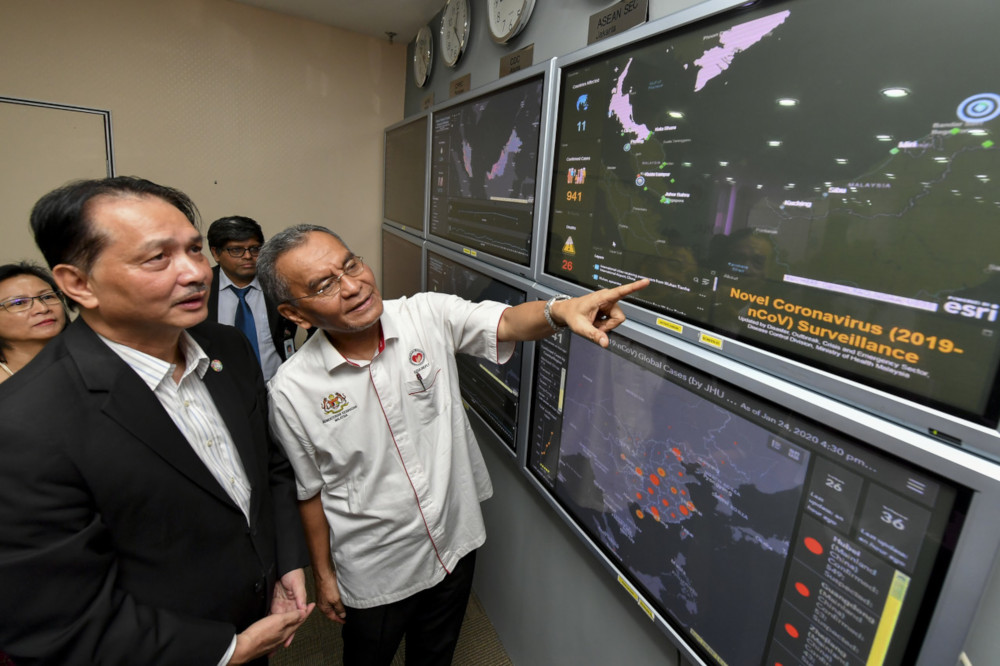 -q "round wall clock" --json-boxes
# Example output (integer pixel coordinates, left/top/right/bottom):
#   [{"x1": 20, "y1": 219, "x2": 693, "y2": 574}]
[
  {"x1": 413, "y1": 24, "x2": 434, "y2": 87},
  {"x1": 486, "y1": 0, "x2": 535, "y2": 44},
  {"x1": 440, "y1": 0, "x2": 471, "y2": 68}
]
